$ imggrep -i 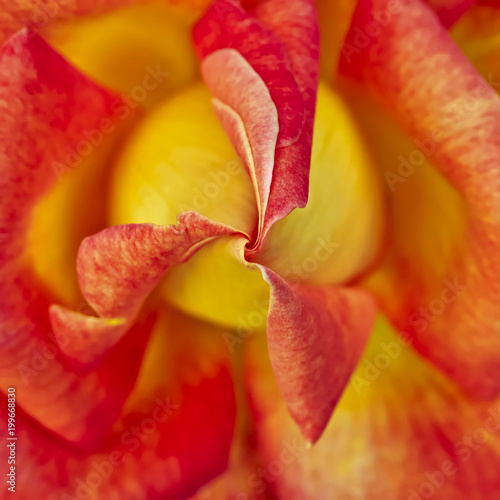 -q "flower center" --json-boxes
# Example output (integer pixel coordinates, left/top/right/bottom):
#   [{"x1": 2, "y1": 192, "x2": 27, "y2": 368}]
[{"x1": 110, "y1": 81, "x2": 387, "y2": 330}]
